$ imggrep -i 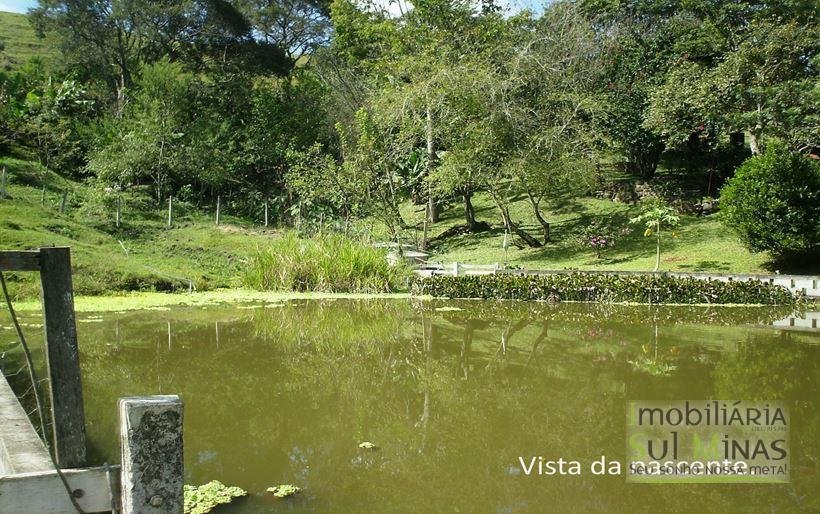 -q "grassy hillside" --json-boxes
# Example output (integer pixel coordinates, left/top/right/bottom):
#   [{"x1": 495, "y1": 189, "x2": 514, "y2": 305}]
[
  {"x1": 0, "y1": 11, "x2": 58, "y2": 70},
  {"x1": 390, "y1": 192, "x2": 781, "y2": 274},
  {"x1": 0, "y1": 157, "x2": 278, "y2": 299},
  {"x1": 0, "y1": 153, "x2": 806, "y2": 301}
]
